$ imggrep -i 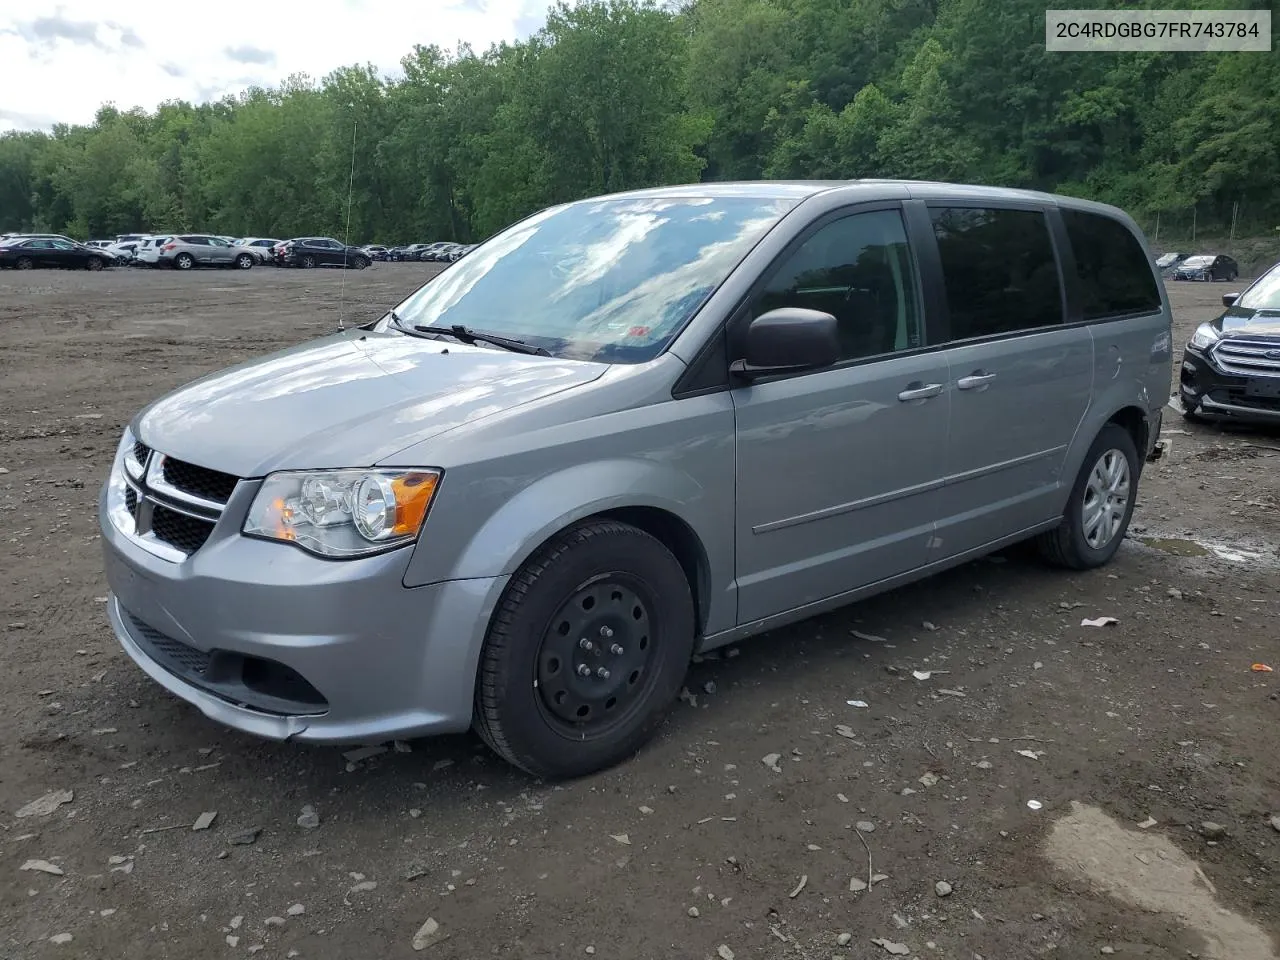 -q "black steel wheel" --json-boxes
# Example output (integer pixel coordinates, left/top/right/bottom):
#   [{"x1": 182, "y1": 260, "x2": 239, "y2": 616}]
[{"x1": 474, "y1": 519, "x2": 695, "y2": 779}]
